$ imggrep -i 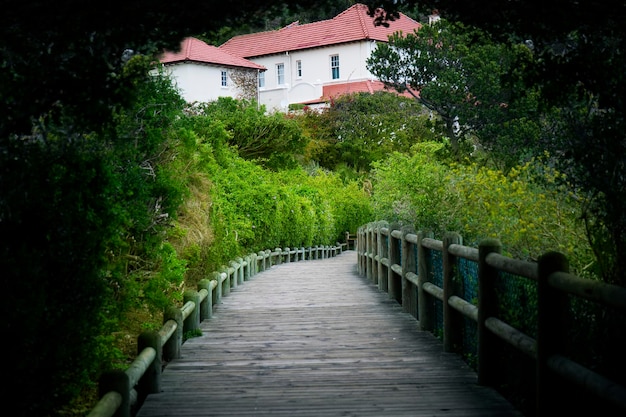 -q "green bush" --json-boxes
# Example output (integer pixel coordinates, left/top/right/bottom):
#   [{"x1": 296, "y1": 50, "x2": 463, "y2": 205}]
[
  {"x1": 297, "y1": 91, "x2": 439, "y2": 172},
  {"x1": 370, "y1": 143, "x2": 594, "y2": 276},
  {"x1": 370, "y1": 142, "x2": 459, "y2": 236},
  {"x1": 448, "y1": 157, "x2": 594, "y2": 275},
  {"x1": 0, "y1": 65, "x2": 192, "y2": 415},
  {"x1": 195, "y1": 97, "x2": 307, "y2": 170}
]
